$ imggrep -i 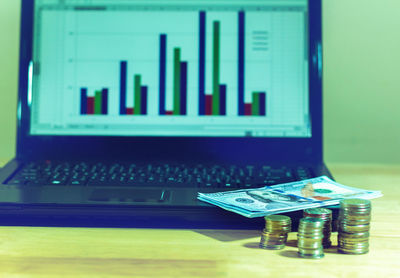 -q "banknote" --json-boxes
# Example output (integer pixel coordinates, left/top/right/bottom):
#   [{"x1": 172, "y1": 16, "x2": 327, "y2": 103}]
[{"x1": 198, "y1": 176, "x2": 383, "y2": 218}]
